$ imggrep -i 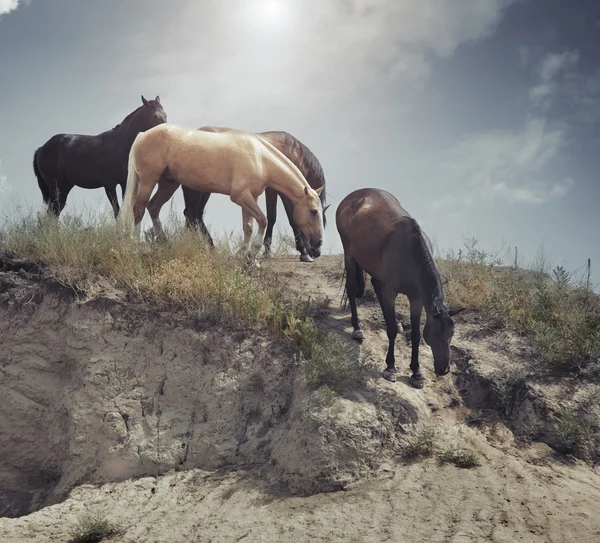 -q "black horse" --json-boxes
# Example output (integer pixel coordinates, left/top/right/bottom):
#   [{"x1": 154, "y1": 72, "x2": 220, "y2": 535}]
[
  {"x1": 33, "y1": 96, "x2": 167, "y2": 217},
  {"x1": 175, "y1": 127, "x2": 328, "y2": 262},
  {"x1": 336, "y1": 188, "x2": 464, "y2": 388}
]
